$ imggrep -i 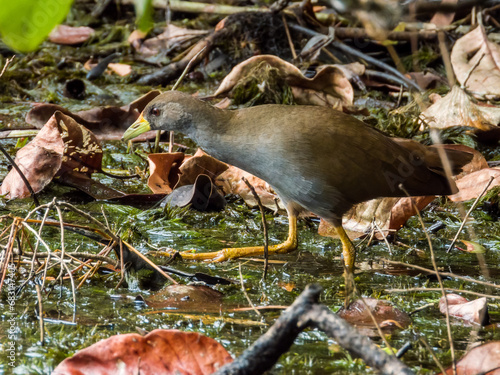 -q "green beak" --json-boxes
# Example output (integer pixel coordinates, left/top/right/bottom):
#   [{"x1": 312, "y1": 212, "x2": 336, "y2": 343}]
[{"x1": 122, "y1": 114, "x2": 151, "y2": 142}]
